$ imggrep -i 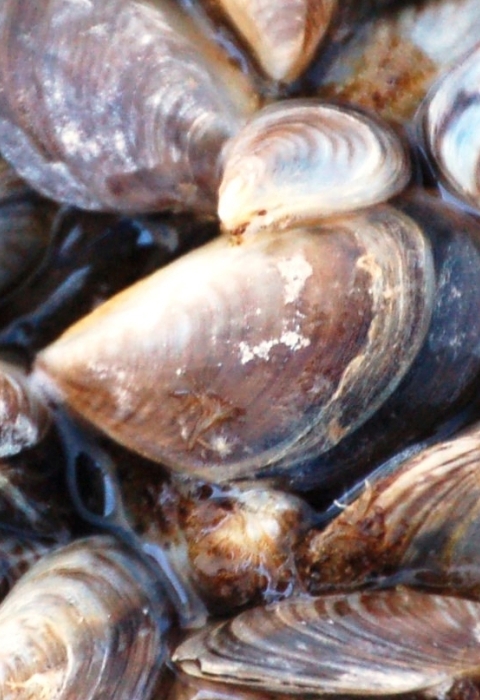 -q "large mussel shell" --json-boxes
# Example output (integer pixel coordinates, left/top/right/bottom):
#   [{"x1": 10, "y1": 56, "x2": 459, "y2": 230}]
[
  {"x1": 173, "y1": 587, "x2": 480, "y2": 696},
  {"x1": 0, "y1": 535, "x2": 169, "y2": 699},
  {"x1": 0, "y1": 0, "x2": 257, "y2": 214},
  {"x1": 33, "y1": 204, "x2": 433, "y2": 483}
]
